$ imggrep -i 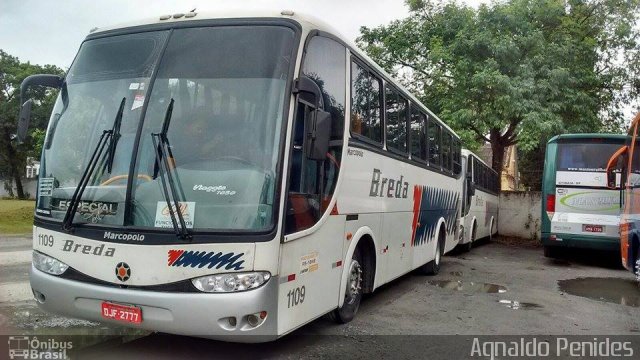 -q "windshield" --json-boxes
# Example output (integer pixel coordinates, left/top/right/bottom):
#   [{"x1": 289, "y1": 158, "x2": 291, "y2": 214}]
[
  {"x1": 556, "y1": 142, "x2": 623, "y2": 172},
  {"x1": 36, "y1": 25, "x2": 296, "y2": 233}
]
